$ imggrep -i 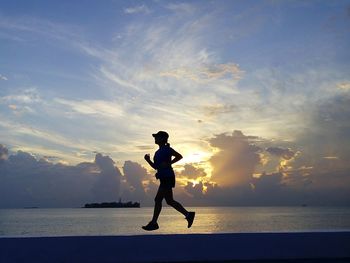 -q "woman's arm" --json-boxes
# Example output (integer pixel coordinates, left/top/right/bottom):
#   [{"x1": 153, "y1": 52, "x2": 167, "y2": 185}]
[
  {"x1": 144, "y1": 154, "x2": 157, "y2": 170},
  {"x1": 171, "y1": 149, "x2": 183, "y2": 164}
]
